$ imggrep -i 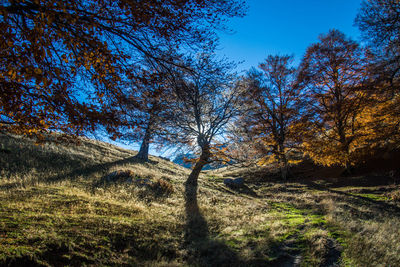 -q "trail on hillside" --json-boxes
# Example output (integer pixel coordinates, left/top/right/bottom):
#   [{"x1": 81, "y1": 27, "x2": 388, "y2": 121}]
[{"x1": 203, "y1": 178, "x2": 346, "y2": 266}]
